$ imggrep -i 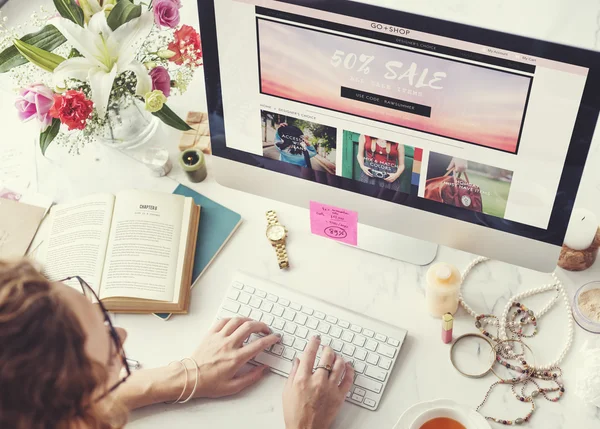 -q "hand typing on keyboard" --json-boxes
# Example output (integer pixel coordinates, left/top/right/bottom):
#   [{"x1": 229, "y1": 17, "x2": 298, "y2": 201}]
[{"x1": 283, "y1": 335, "x2": 355, "y2": 429}]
